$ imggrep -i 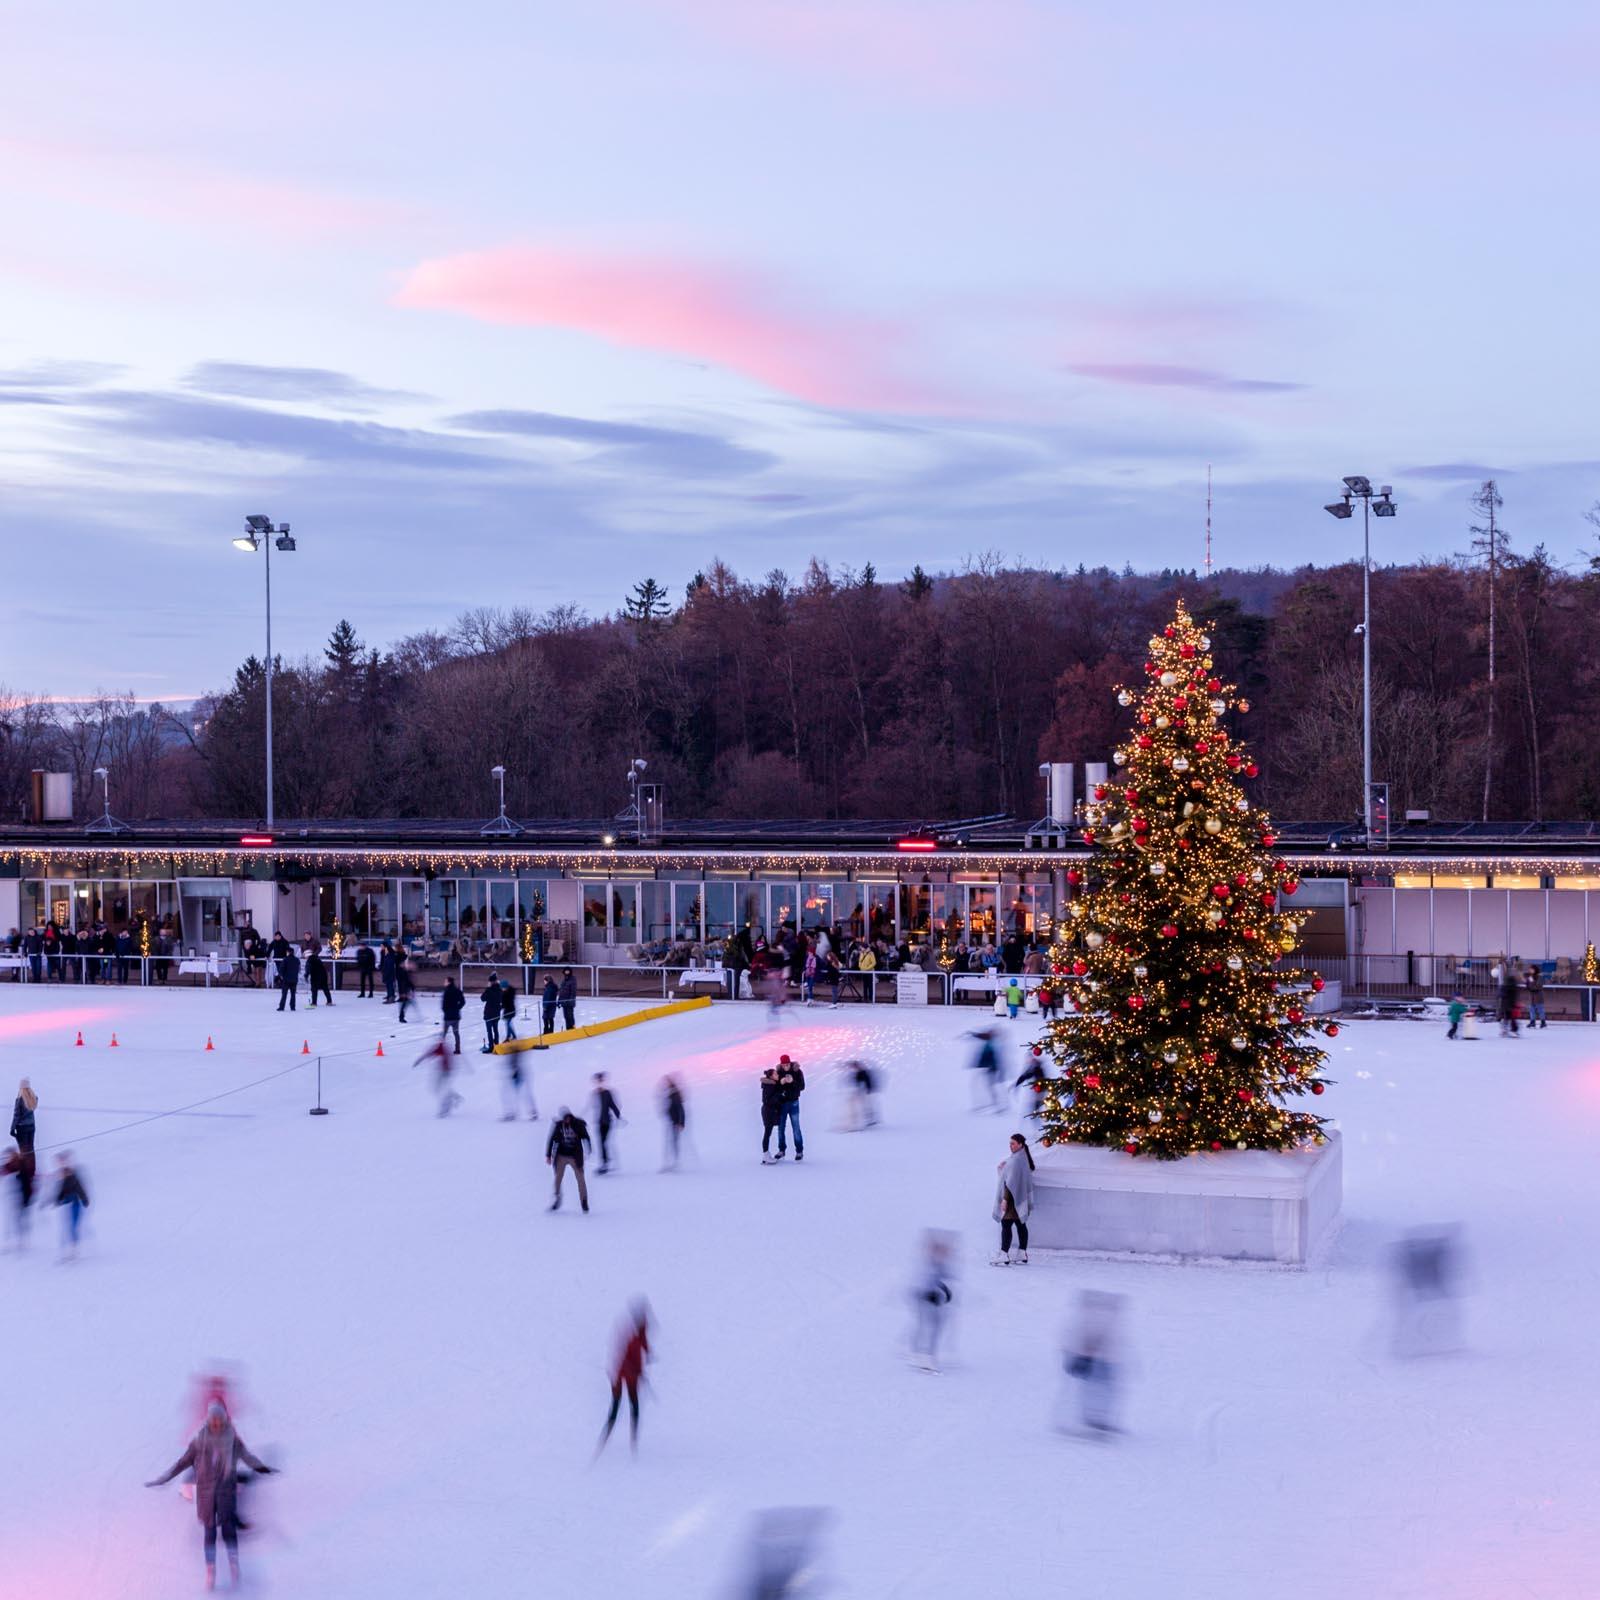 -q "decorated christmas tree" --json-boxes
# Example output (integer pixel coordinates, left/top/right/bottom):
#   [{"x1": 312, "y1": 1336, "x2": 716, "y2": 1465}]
[{"x1": 1037, "y1": 601, "x2": 1335, "y2": 1159}]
